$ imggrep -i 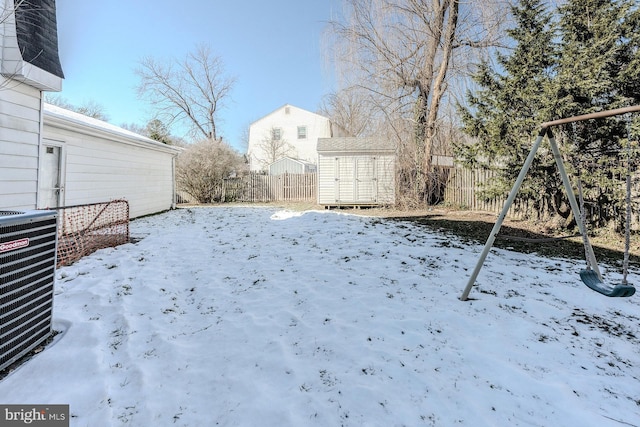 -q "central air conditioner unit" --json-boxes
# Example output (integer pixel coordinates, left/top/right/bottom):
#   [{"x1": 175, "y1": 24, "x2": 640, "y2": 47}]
[{"x1": 0, "y1": 210, "x2": 58, "y2": 371}]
